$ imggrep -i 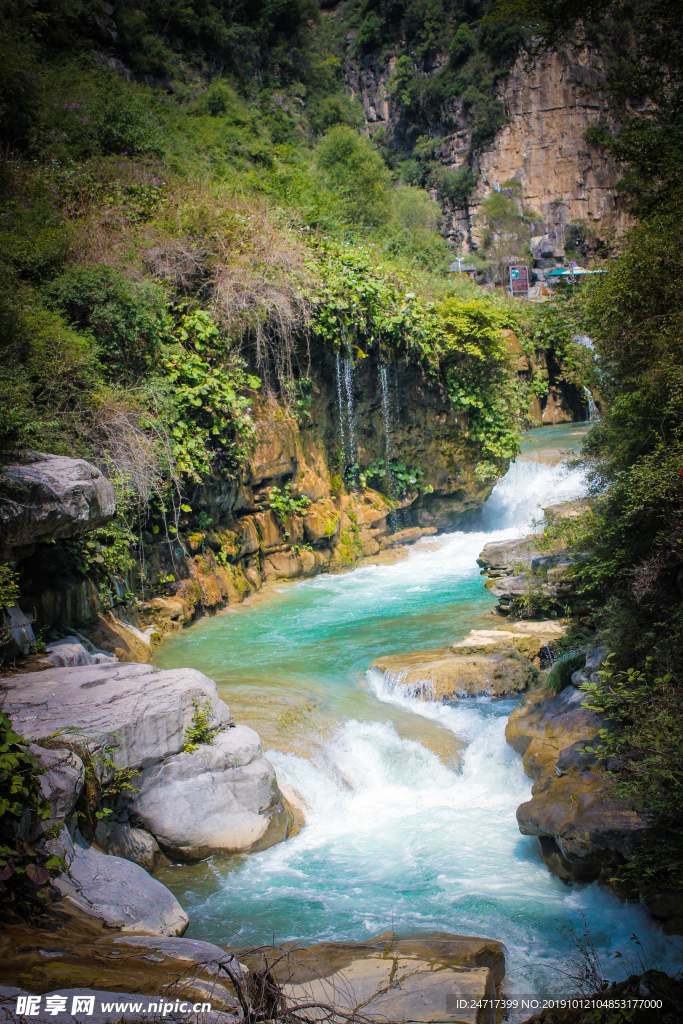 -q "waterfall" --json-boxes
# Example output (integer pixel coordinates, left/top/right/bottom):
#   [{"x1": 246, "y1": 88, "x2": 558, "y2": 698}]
[
  {"x1": 335, "y1": 354, "x2": 348, "y2": 466},
  {"x1": 379, "y1": 364, "x2": 396, "y2": 500},
  {"x1": 343, "y1": 358, "x2": 358, "y2": 480},
  {"x1": 379, "y1": 364, "x2": 393, "y2": 464},
  {"x1": 583, "y1": 385, "x2": 600, "y2": 421}
]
